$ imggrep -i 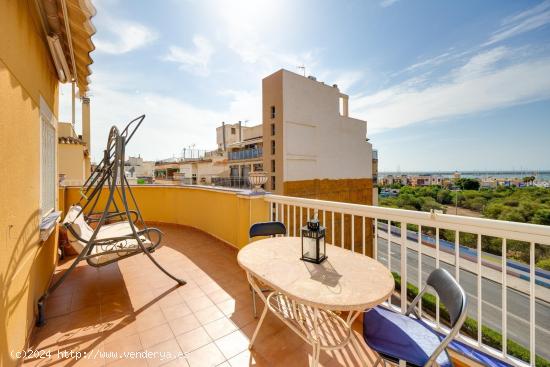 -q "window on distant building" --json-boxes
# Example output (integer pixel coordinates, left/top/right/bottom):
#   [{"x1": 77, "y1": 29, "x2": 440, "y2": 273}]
[
  {"x1": 271, "y1": 176, "x2": 276, "y2": 191},
  {"x1": 271, "y1": 140, "x2": 275, "y2": 155},
  {"x1": 271, "y1": 159, "x2": 275, "y2": 173},
  {"x1": 271, "y1": 123, "x2": 275, "y2": 136},
  {"x1": 231, "y1": 127, "x2": 236, "y2": 134},
  {"x1": 270, "y1": 106, "x2": 276, "y2": 119},
  {"x1": 40, "y1": 97, "x2": 56, "y2": 216}
]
